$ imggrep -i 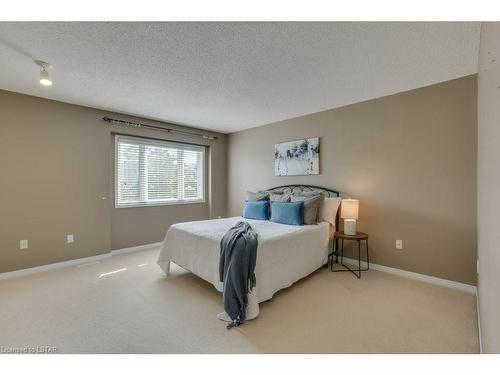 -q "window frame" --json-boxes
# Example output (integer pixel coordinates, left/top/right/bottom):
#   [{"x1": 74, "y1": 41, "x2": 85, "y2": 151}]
[{"x1": 114, "y1": 134, "x2": 206, "y2": 209}]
